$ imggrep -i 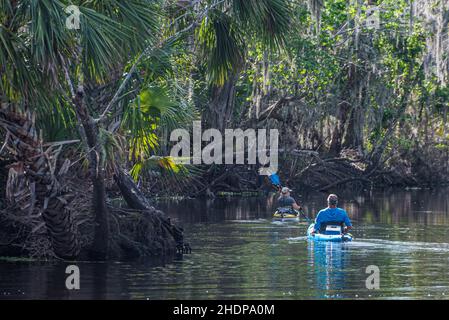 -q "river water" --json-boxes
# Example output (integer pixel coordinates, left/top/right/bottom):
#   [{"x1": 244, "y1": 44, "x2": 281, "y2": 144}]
[{"x1": 1, "y1": 188, "x2": 449, "y2": 300}]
